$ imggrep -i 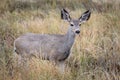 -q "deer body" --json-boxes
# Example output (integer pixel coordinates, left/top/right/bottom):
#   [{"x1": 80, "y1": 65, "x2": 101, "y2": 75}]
[
  {"x1": 15, "y1": 29, "x2": 75, "y2": 61},
  {"x1": 14, "y1": 9, "x2": 91, "y2": 71}
]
